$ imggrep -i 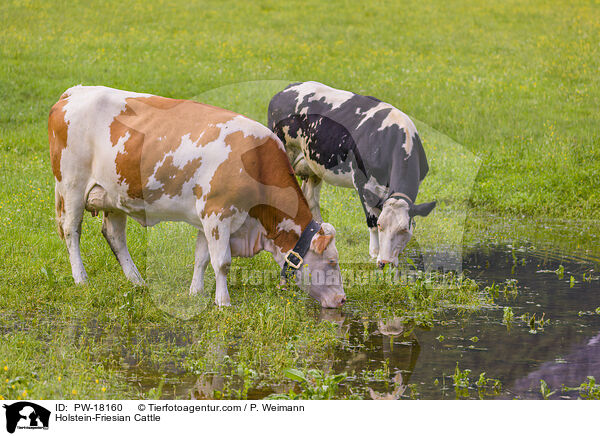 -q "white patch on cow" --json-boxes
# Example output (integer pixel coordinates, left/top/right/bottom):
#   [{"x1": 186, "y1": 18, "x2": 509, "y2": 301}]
[
  {"x1": 276, "y1": 218, "x2": 301, "y2": 236},
  {"x1": 144, "y1": 133, "x2": 205, "y2": 198},
  {"x1": 364, "y1": 202, "x2": 379, "y2": 217},
  {"x1": 378, "y1": 109, "x2": 417, "y2": 157},
  {"x1": 61, "y1": 86, "x2": 154, "y2": 210},
  {"x1": 286, "y1": 81, "x2": 354, "y2": 113},
  {"x1": 220, "y1": 115, "x2": 287, "y2": 151},
  {"x1": 353, "y1": 101, "x2": 418, "y2": 157},
  {"x1": 362, "y1": 177, "x2": 391, "y2": 217},
  {"x1": 364, "y1": 175, "x2": 389, "y2": 199},
  {"x1": 282, "y1": 125, "x2": 302, "y2": 147},
  {"x1": 356, "y1": 102, "x2": 390, "y2": 129}
]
